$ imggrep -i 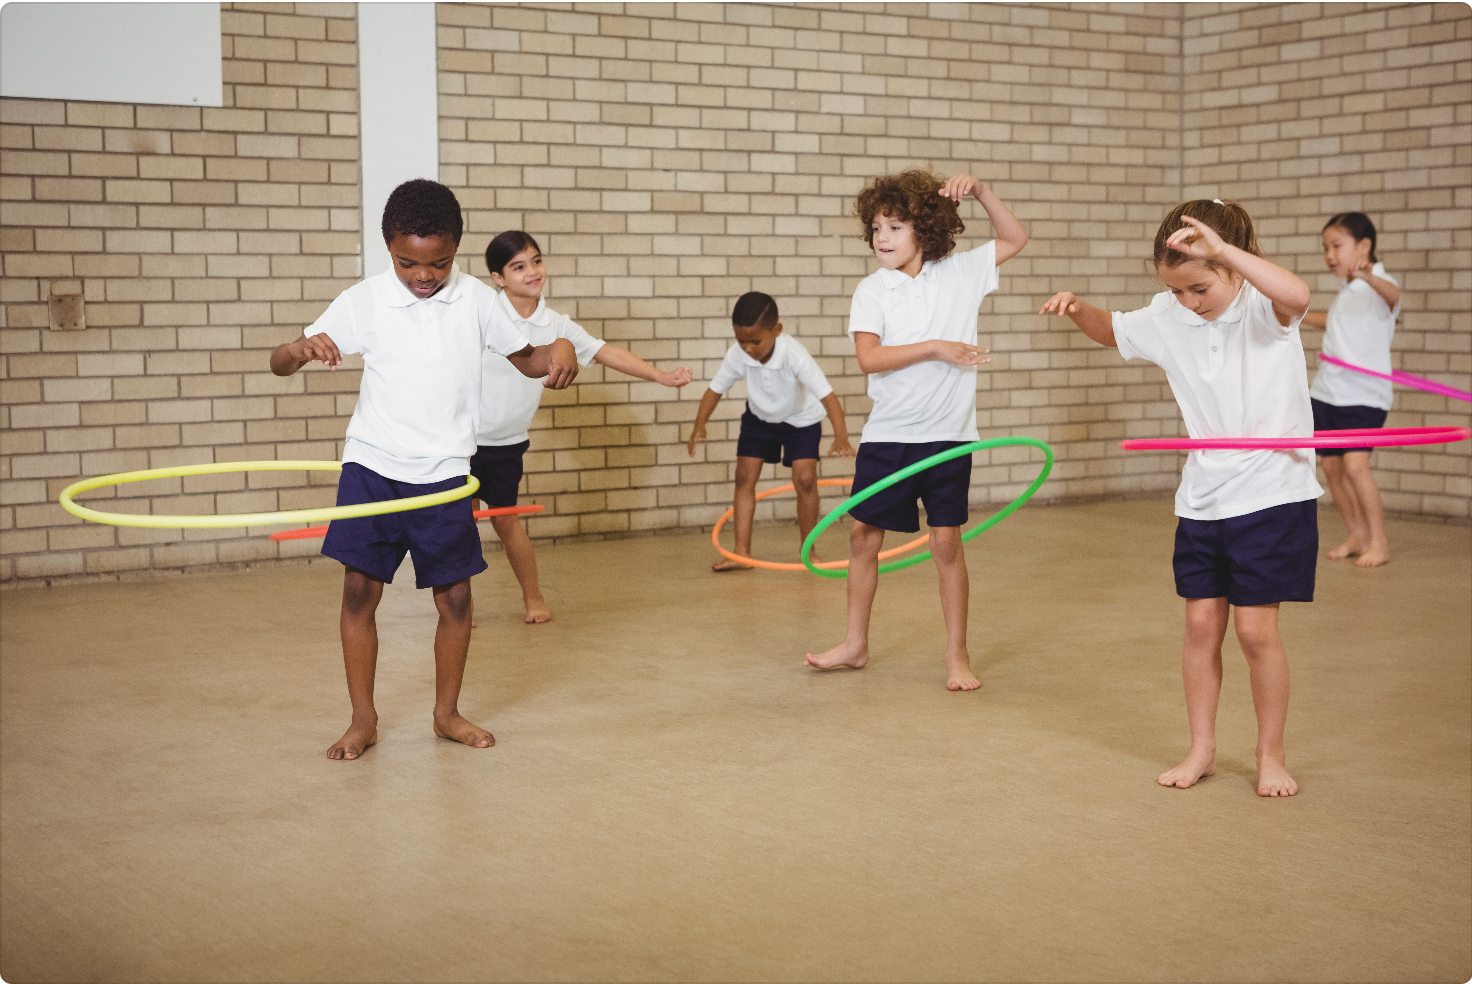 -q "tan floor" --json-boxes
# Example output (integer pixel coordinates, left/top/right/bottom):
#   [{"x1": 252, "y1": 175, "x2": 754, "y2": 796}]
[{"x1": 1, "y1": 500, "x2": 1468, "y2": 983}]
